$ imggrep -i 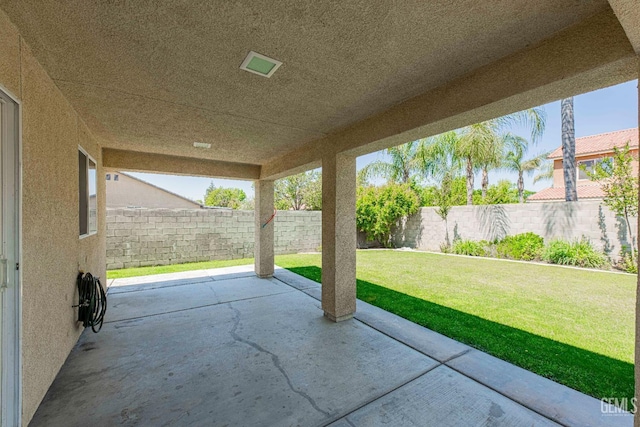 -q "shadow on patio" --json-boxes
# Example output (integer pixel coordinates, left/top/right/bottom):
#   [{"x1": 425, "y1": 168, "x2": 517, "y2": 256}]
[{"x1": 30, "y1": 266, "x2": 632, "y2": 426}]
